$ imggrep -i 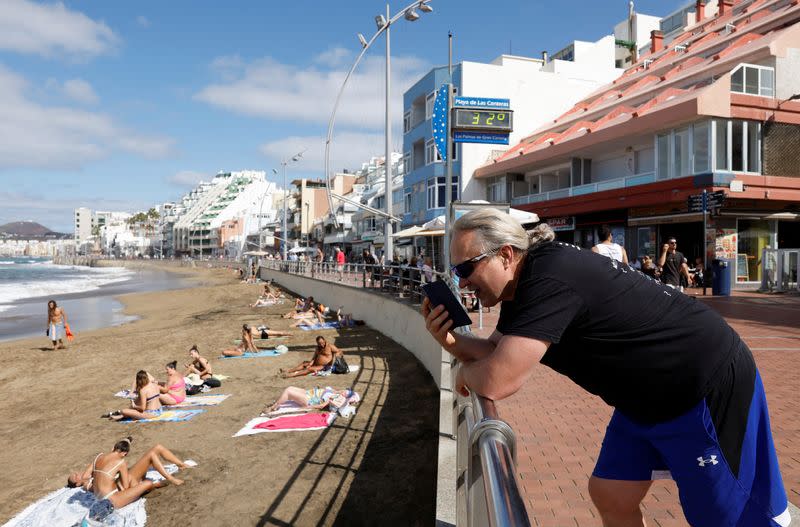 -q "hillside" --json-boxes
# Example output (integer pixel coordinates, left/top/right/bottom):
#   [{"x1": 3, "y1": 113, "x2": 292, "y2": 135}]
[{"x1": 0, "y1": 221, "x2": 68, "y2": 239}]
